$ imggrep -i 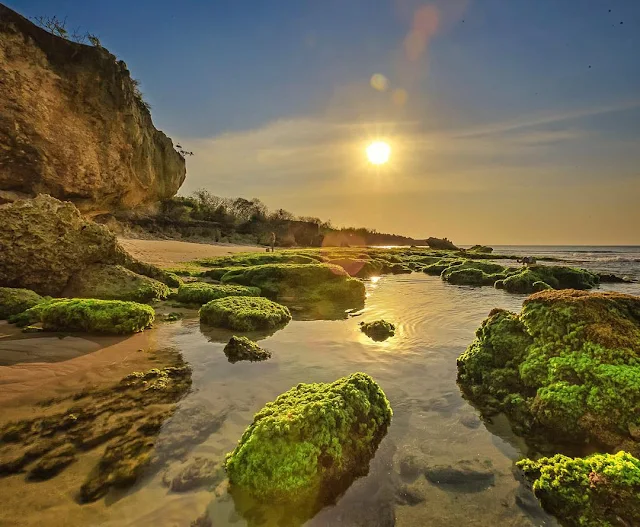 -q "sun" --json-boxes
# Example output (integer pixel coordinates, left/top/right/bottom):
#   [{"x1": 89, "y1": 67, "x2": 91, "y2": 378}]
[{"x1": 366, "y1": 141, "x2": 391, "y2": 165}]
